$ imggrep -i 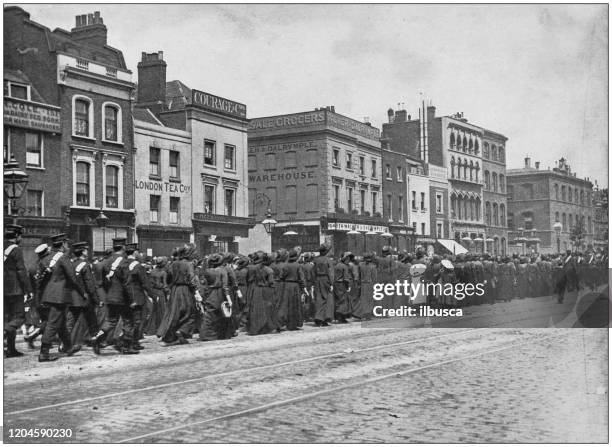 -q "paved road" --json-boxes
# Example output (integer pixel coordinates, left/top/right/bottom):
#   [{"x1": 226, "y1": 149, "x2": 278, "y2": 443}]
[{"x1": 4, "y1": 287, "x2": 609, "y2": 443}]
